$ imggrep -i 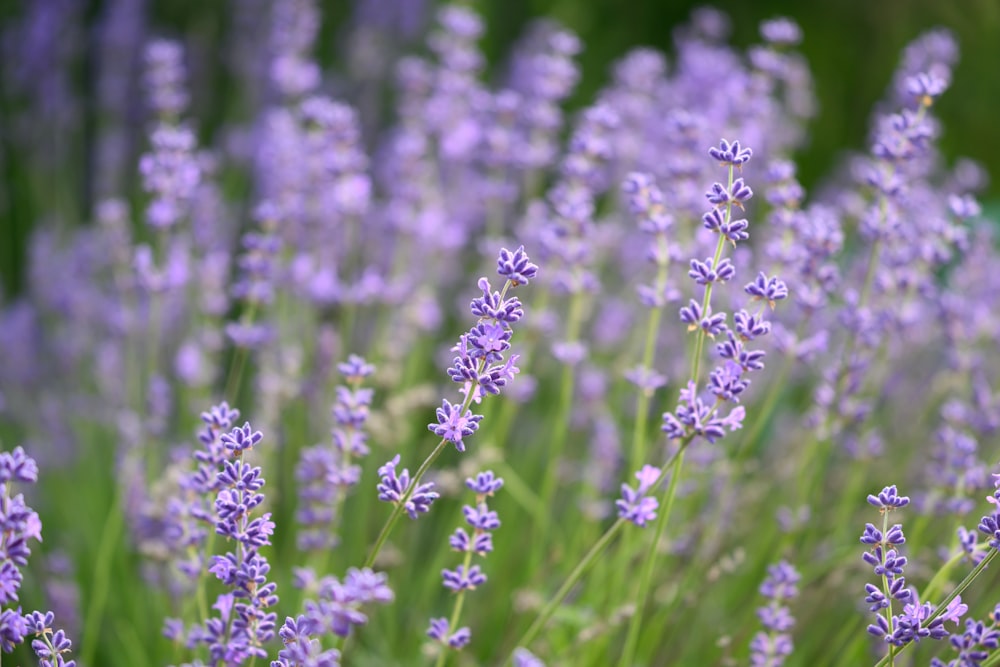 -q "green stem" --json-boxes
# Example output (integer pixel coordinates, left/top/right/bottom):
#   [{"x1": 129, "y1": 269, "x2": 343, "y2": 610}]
[
  {"x1": 536, "y1": 290, "x2": 585, "y2": 542},
  {"x1": 80, "y1": 487, "x2": 125, "y2": 666},
  {"x1": 629, "y1": 306, "x2": 665, "y2": 472},
  {"x1": 506, "y1": 517, "x2": 627, "y2": 660},
  {"x1": 435, "y1": 549, "x2": 476, "y2": 667},
  {"x1": 506, "y1": 445, "x2": 687, "y2": 663},
  {"x1": 617, "y1": 448, "x2": 687, "y2": 666},
  {"x1": 363, "y1": 437, "x2": 451, "y2": 571}
]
